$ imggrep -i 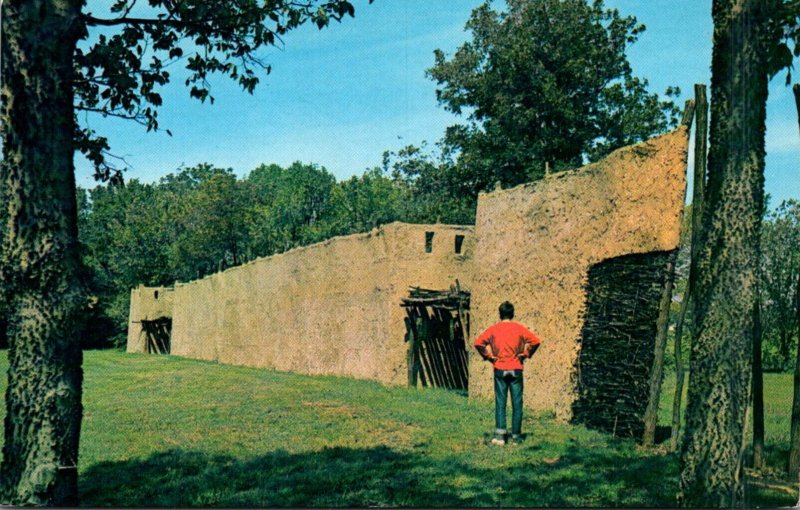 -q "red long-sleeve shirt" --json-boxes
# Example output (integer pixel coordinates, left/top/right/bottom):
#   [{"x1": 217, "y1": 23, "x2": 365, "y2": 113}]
[{"x1": 474, "y1": 320, "x2": 541, "y2": 370}]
